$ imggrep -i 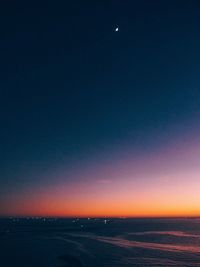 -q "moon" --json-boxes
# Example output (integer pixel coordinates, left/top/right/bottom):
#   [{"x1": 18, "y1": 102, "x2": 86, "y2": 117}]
[{"x1": 115, "y1": 27, "x2": 119, "y2": 32}]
